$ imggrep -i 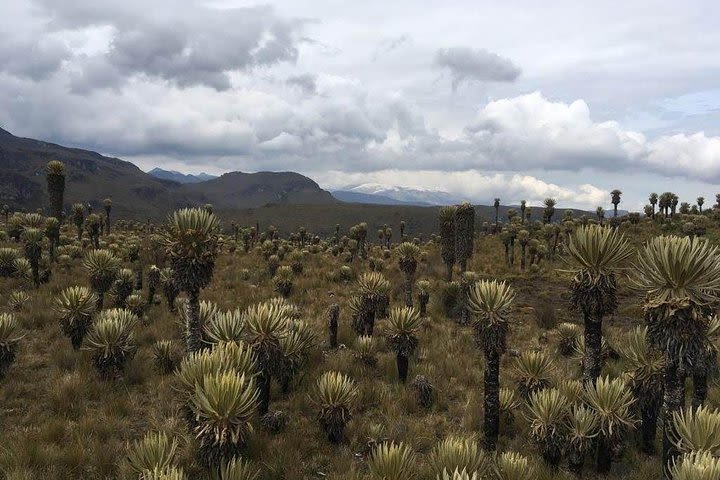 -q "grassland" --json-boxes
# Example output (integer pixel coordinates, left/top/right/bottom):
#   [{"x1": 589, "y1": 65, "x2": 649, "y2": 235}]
[{"x1": 0, "y1": 213, "x2": 716, "y2": 480}]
